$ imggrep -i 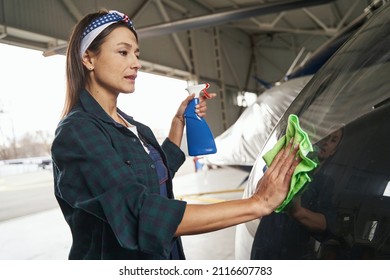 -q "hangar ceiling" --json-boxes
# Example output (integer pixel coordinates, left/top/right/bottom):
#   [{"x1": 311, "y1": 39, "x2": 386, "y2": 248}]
[{"x1": 0, "y1": 0, "x2": 375, "y2": 134}]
